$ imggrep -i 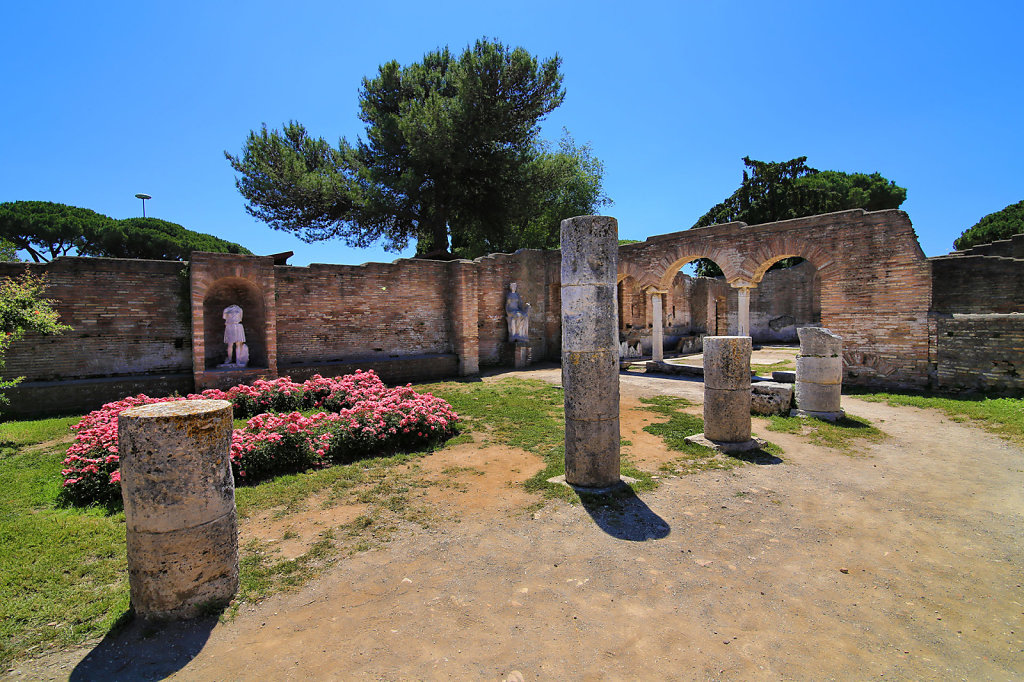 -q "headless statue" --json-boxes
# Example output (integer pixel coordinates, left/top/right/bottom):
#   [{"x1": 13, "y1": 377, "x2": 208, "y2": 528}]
[{"x1": 222, "y1": 304, "x2": 249, "y2": 367}]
